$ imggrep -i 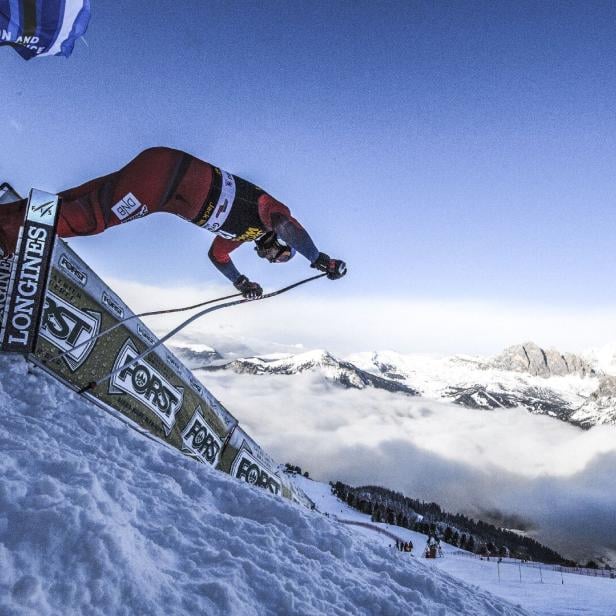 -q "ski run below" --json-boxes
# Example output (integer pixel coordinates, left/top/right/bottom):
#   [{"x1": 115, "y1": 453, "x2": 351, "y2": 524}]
[
  {"x1": 0, "y1": 355, "x2": 613, "y2": 615},
  {"x1": 295, "y1": 476, "x2": 616, "y2": 616}
]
